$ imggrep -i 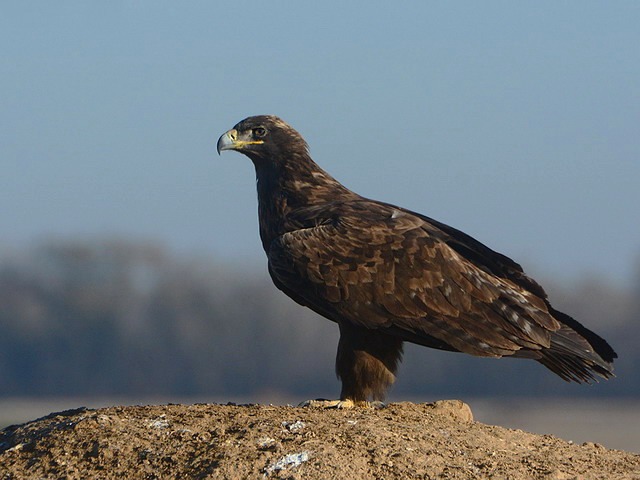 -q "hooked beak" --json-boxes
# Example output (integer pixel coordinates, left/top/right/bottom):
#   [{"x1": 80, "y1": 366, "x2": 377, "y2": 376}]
[{"x1": 216, "y1": 129, "x2": 238, "y2": 155}]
